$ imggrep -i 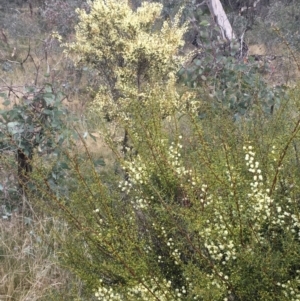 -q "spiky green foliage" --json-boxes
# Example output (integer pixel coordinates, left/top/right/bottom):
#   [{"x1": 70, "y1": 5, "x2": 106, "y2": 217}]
[
  {"x1": 32, "y1": 83, "x2": 300, "y2": 301},
  {"x1": 27, "y1": 1, "x2": 300, "y2": 301}
]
